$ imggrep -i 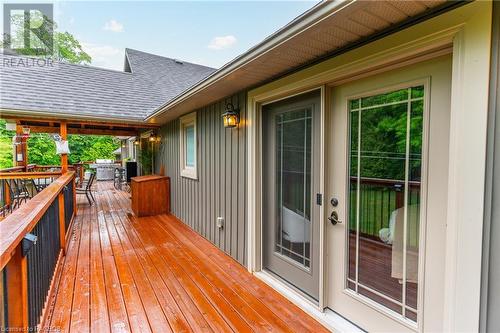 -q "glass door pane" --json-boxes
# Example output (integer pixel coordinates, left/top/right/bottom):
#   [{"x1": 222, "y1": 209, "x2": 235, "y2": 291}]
[
  {"x1": 274, "y1": 108, "x2": 312, "y2": 269},
  {"x1": 347, "y1": 86, "x2": 424, "y2": 322}
]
